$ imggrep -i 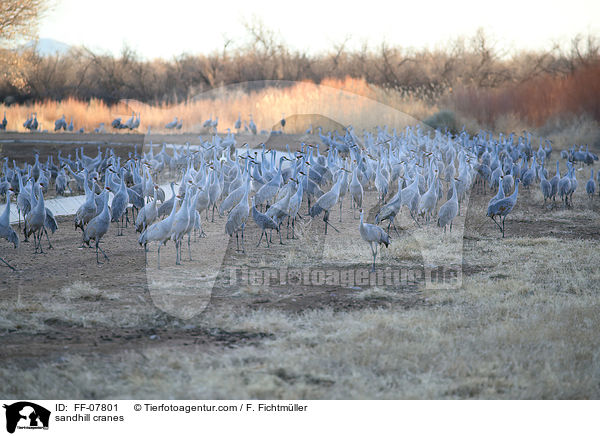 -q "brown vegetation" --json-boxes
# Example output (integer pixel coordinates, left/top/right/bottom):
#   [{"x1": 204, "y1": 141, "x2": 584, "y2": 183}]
[{"x1": 0, "y1": 27, "x2": 598, "y2": 131}]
